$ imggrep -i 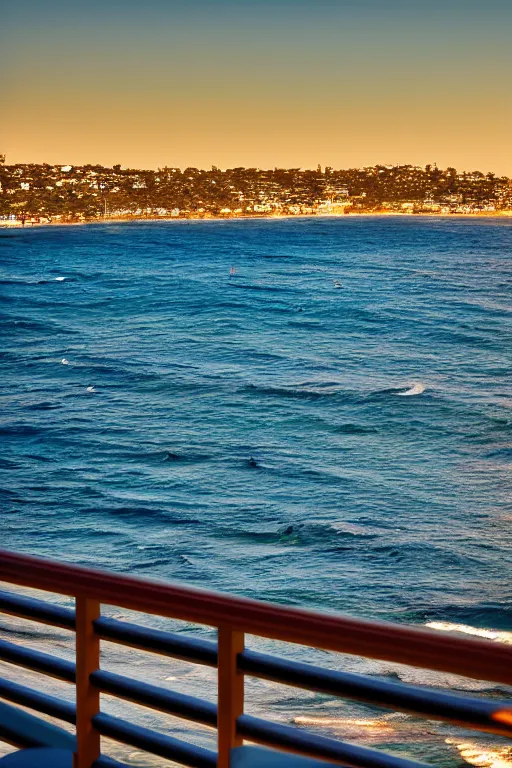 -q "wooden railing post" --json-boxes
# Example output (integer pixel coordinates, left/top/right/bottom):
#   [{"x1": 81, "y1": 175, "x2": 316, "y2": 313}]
[
  {"x1": 217, "y1": 626, "x2": 244, "y2": 768},
  {"x1": 75, "y1": 597, "x2": 101, "y2": 768}
]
